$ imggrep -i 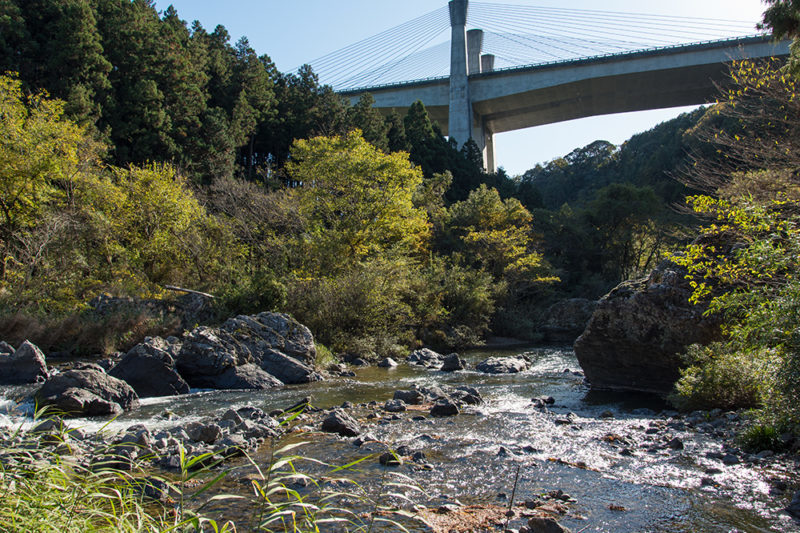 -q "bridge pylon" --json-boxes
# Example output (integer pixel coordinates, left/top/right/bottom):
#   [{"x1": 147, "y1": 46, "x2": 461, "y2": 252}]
[{"x1": 449, "y1": 0, "x2": 496, "y2": 172}]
